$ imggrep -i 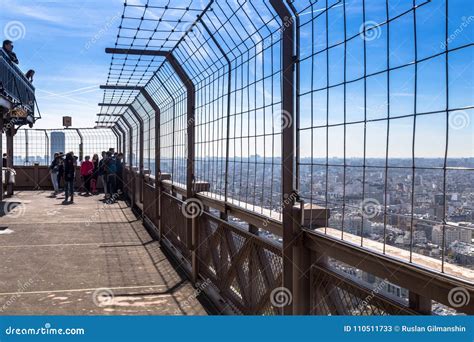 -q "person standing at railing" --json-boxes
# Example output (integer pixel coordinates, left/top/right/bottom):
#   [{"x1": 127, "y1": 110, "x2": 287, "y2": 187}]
[
  {"x1": 63, "y1": 152, "x2": 75, "y2": 204},
  {"x1": 116, "y1": 153, "x2": 124, "y2": 197},
  {"x1": 105, "y1": 151, "x2": 117, "y2": 202},
  {"x1": 2, "y1": 40, "x2": 19, "y2": 64},
  {"x1": 25, "y1": 69, "x2": 35, "y2": 83},
  {"x1": 57, "y1": 152, "x2": 64, "y2": 191},
  {"x1": 91, "y1": 154, "x2": 99, "y2": 195},
  {"x1": 49, "y1": 153, "x2": 60, "y2": 196},
  {"x1": 98, "y1": 151, "x2": 107, "y2": 196},
  {"x1": 80, "y1": 156, "x2": 94, "y2": 196}
]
